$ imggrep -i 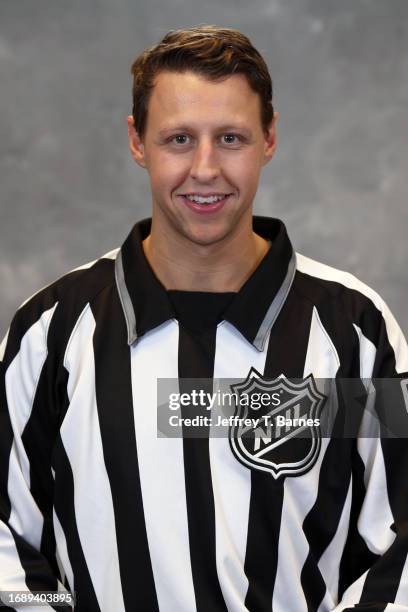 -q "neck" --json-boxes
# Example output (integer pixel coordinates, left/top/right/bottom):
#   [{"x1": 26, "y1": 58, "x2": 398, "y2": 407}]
[{"x1": 142, "y1": 217, "x2": 270, "y2": 292}]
